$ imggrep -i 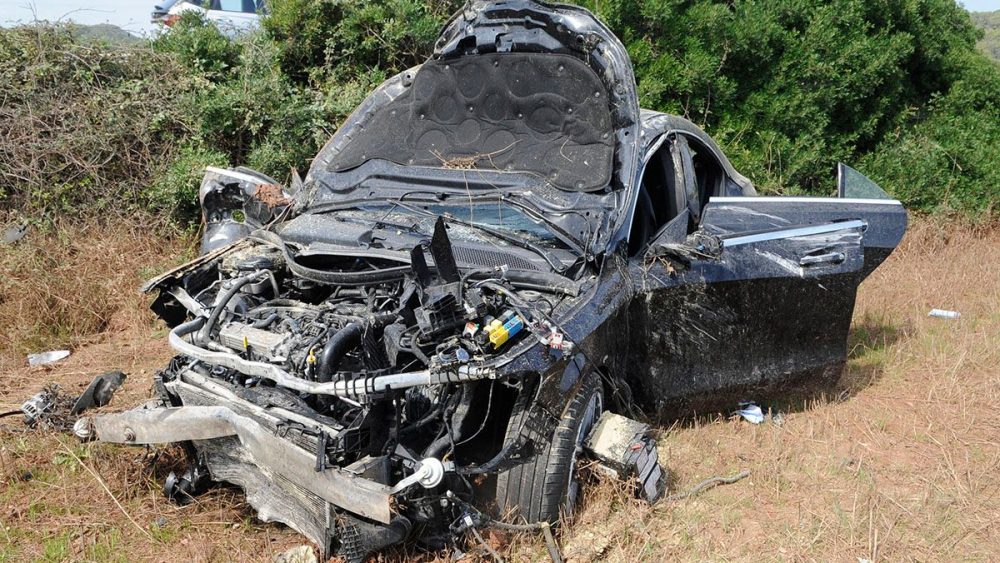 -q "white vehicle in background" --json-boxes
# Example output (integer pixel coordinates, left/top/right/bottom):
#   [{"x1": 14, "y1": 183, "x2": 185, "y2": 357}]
[{"x1": 152, "y1": 0, "x2": 266, "y2": 36}]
